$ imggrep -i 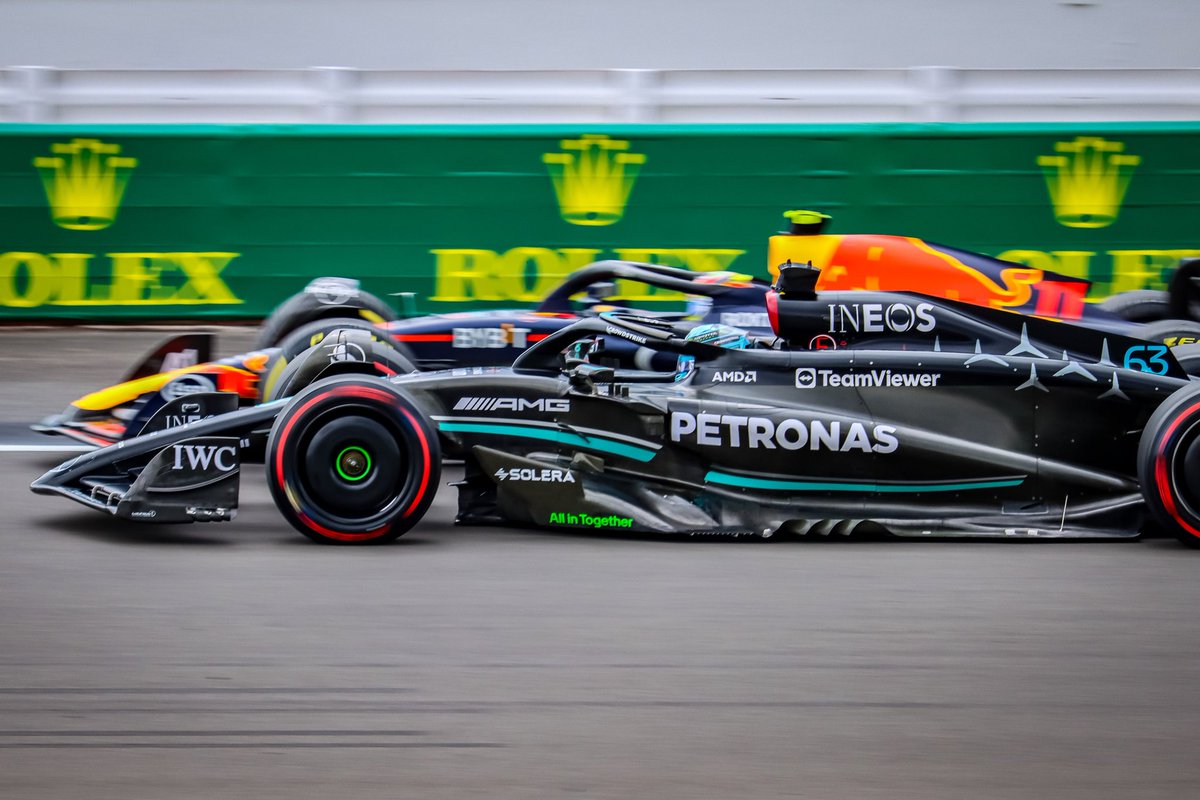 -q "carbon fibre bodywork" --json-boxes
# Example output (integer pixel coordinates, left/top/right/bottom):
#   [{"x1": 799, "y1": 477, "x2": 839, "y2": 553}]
[
  {"x1": 31, "y1": 284, "x2": 1196, "y2": 541},
  {"x1": 381, "y1": 261, "x2": 772, "y2": 371}
]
